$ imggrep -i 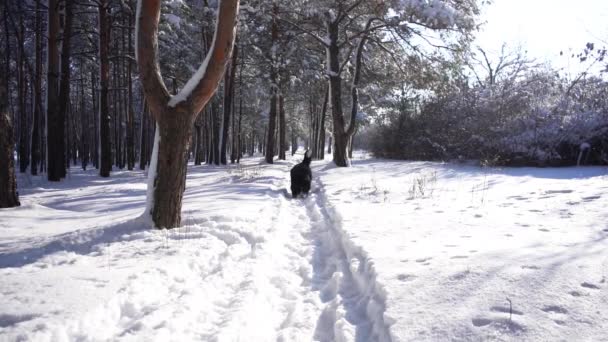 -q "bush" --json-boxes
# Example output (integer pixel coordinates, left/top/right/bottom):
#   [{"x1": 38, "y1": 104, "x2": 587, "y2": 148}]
[{"x1": 369, "y1": 72, "x2": 608, "y2": 166}]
